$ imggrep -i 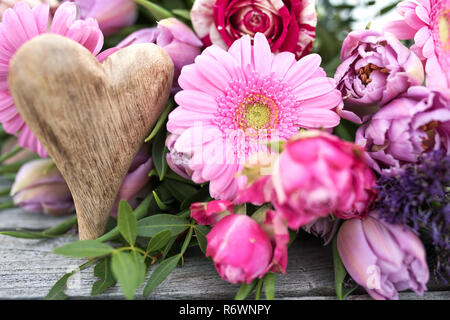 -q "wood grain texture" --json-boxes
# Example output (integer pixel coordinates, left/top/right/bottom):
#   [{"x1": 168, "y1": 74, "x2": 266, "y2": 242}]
[
  {"x1": 0, "y1": 208, "x2": 448, "y2": 300},
  {"x1": 8, "y1": 34, "x2": 174, "y2": 240}
]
